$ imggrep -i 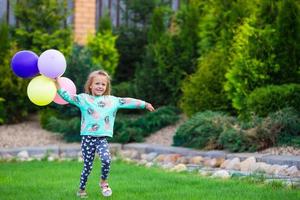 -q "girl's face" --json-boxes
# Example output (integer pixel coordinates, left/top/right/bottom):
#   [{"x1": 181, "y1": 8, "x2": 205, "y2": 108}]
[{"x1": 90, "y1": 75, "x2": 108, "y2": 96}]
